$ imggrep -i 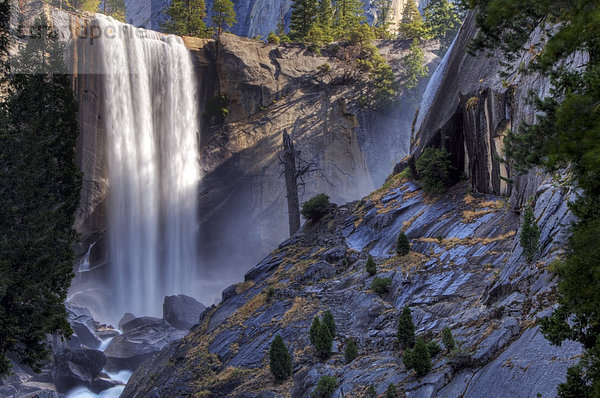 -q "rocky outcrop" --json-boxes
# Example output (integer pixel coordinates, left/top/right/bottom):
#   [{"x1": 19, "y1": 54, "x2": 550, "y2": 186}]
[
  {"x1": 410, "y1": 11, "x2": 571, "y2": 209},
  {"x1": 122, "y1": 172, "x2": 580, "y2": 397},
  {"x1": 163, "y1": 294, "x2": 207, "y2": 330}
]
